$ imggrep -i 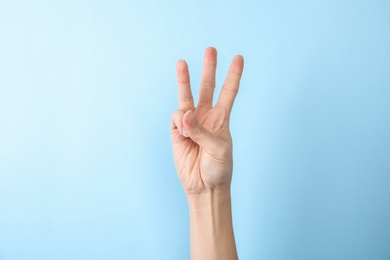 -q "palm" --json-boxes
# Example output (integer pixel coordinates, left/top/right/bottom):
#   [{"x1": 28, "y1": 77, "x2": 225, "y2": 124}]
[
  {"x1": 170, "y1": 48, "x2": 244, "y2": 195},
  {"x1": 172, "y1": 106, "x2": 232, "y2": 194}
]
